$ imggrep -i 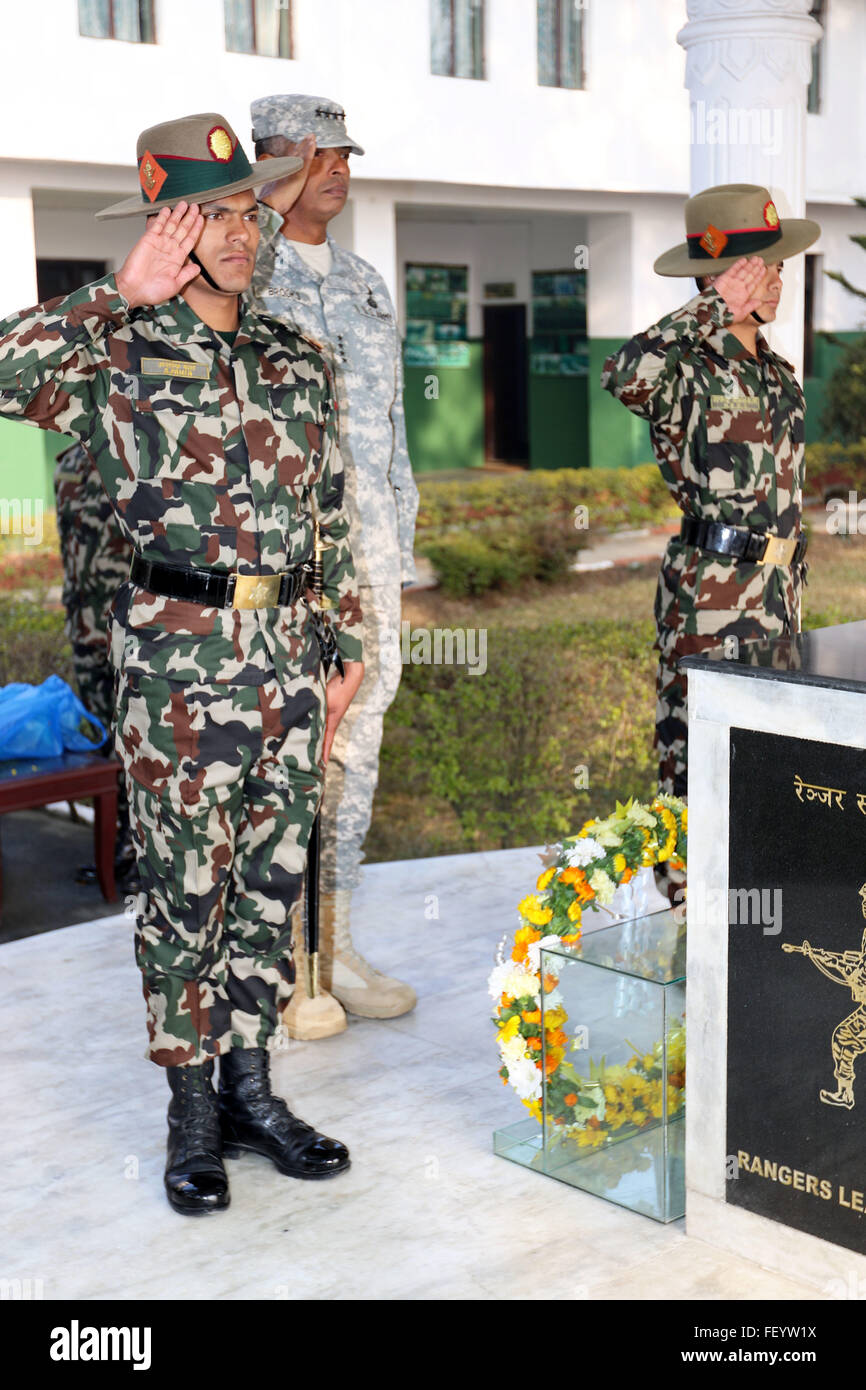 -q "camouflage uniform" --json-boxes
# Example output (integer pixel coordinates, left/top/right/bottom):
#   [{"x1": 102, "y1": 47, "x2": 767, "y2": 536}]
[
  {"x1": 601, "y1": 286, "x2": 807, "y2": 893},
  {"x1": 0, "y1": 275, "x2": 363, "y2": 1065},
  {"x1": 254, "y1": 204, "x2": 418, "y2": 894},
  {"x1": 54, "y1": 442, "x2": 133, "y2": 735}
]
